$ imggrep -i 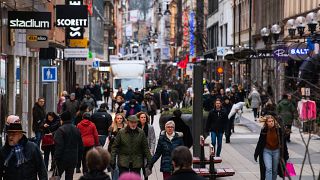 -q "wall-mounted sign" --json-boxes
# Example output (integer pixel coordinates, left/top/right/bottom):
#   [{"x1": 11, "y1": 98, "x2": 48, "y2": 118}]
[
  {"x1": 26, "y1": 29, "x2": 49, "y2": 48},
  {"x1": 273, "y1": 45, "x2": 289, "y2": 62},
  {"x1": 69, "y1": 38, "x2": 88, "y2": 48},
  {"x1": 8, "y1": 11, "x2": 51, "y2": 29},
  {"x1": 288, "y1": 43, "x2": 310, "y2": 61},
  {"x1": 249, "y1": 50, "x2": 273, "y2": 59},
  {"x1": 64, "y1": 48, "x2": 88, "y2": 58},
  {"x1": 56, "y1": 5, "x2": 88, "y2": 27},
  {"x1": 189, "y1": 11, "x2": 195, "y2": 57},
  {"x1": 42, "y1": 66, "x2": 57, "y2": 82},
  {"x1": 66, "y1": 0, "x2": 84, "y2": 40}
]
